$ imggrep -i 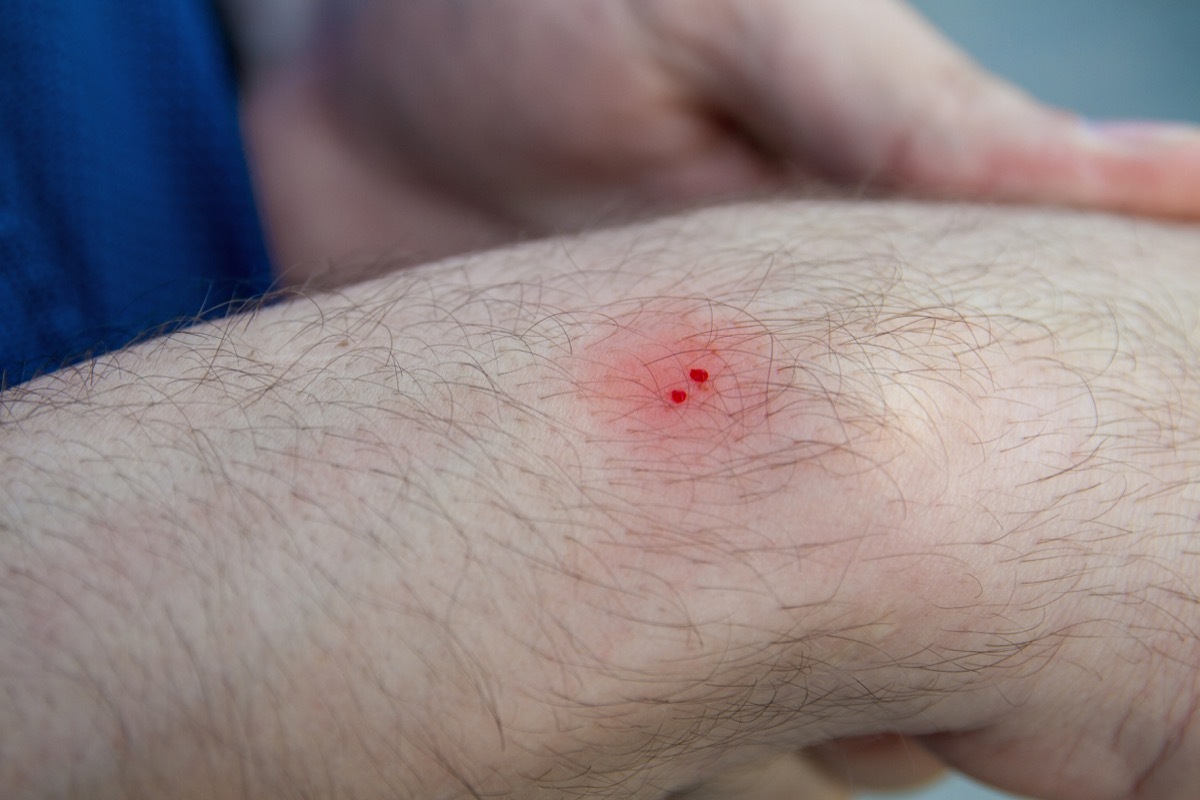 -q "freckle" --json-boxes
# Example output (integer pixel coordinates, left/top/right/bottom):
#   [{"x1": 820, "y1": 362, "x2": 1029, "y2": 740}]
[
  {"x1": 670, "y1": 389, "x2": 688, "y2": 404},
  {"x1": 689, "y1": 368, "x2": 709, "y2": 384},
  {"x1": 338, "y1": 339, "x2": 350, "y2": 348}
]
